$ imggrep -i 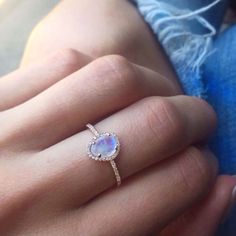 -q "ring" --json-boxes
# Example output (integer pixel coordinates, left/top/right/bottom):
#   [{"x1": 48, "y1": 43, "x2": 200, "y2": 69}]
[{"x1": 86, "y1": 124, "x2": 121, "y2": 187}]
